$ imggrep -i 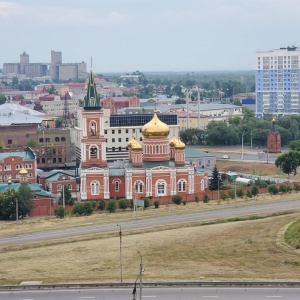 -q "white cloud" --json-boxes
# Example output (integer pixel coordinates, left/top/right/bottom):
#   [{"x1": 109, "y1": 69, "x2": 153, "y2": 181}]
[{"x1": 0, "y1": 1, "x2": 22, "y2": 17}]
